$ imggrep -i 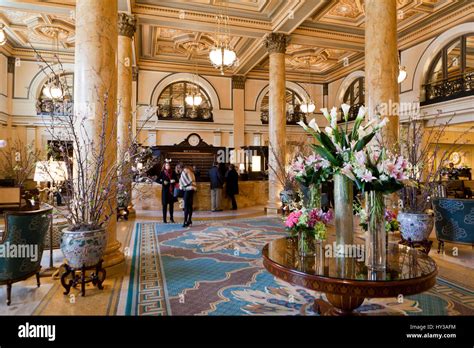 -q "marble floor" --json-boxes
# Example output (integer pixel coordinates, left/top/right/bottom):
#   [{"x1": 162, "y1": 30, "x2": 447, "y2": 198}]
[{"x1": 0, "y1": 206, "x2": 472, "y2": 315}]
